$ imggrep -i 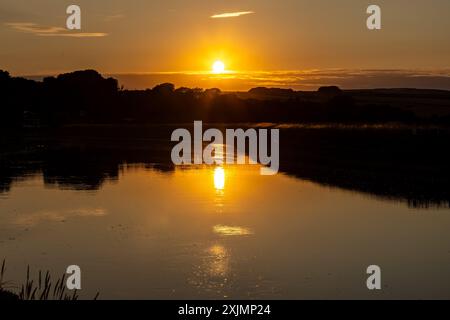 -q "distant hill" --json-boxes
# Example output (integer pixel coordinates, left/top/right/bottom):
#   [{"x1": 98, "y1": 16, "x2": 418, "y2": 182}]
[{"x1": 238, "y1": 87, "x2": 450, "y2": 119}]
